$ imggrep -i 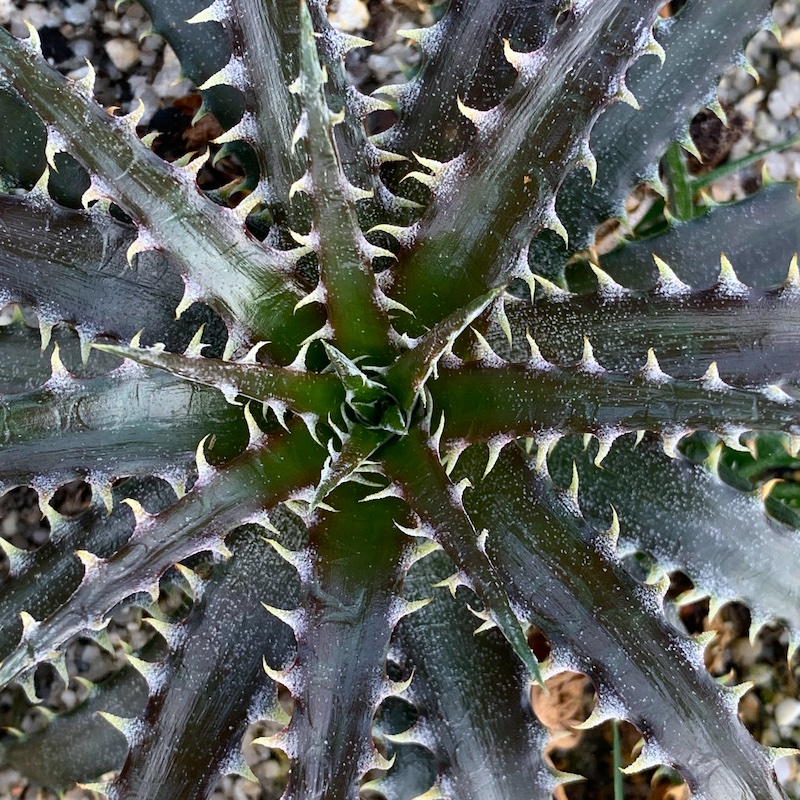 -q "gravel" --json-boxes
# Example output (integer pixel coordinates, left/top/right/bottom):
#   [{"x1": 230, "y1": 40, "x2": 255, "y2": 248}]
[{"x1": 713, "y1": 0, "x2": 800, "y2": 197}]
